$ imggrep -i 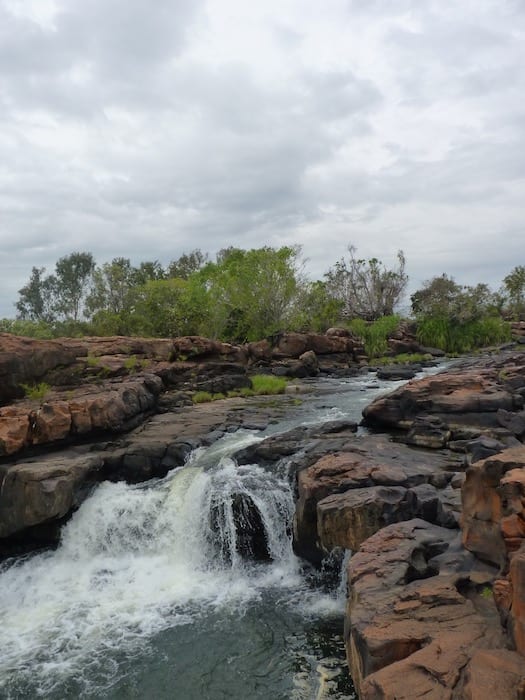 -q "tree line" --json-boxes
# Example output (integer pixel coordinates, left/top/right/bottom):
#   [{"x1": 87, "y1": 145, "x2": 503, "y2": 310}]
[{"x1": 4, "y1": 245, "x2": 525, "y2": 351}]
